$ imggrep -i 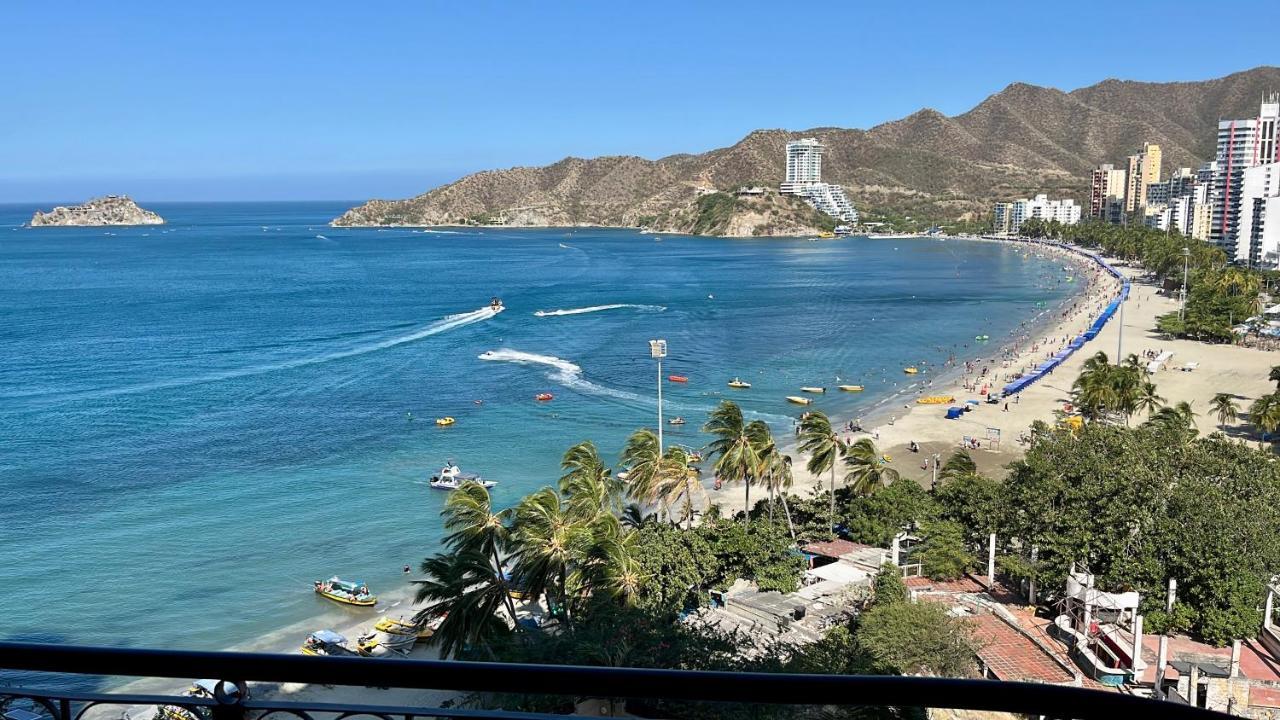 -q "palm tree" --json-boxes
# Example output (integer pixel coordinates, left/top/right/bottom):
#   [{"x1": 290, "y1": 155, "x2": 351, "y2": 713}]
[
  {"x1": 703, "y1": 401, "x2": 766, "y2": 524},
  {"x1": 1251, "y1": 393, "x2": 1280, "y2": 447},
  {"x1": 1134, "y1": 381, "x2": 1164, "y2": 419},
  {"x1": 938, "y1": 448, "x2": 978, "y2": 484},
  {"x1": 439, "y1": 481, "x2": 518, "y2": 621},
  {"x1": 1174, "y1": 400, "x2": 1196, "y2": 430},
  {"x1": 798, "y1": 411, "x2": 847, "y2": 536},
  {"x1": 559, "y1": 441, "x2": 621, "y2": 521},
  {"x1": 412, "y1": 549, "x2": 514, "y2": 659},
  {"x1": 1210, "y1": 393, "x2": 1239, "y2": 432},
  {"x1": 512, "y1": 487, "x2": 584, "y2": 624},
  {"x1": 843, "y1": 438, "x2": 899, "y2": 495},
  {"x1": 620, "y1": 430, "x2": 706, "y2": 528},
  {"x1": 758, "y1": 440, "x2": 797, "y2": 538}
]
